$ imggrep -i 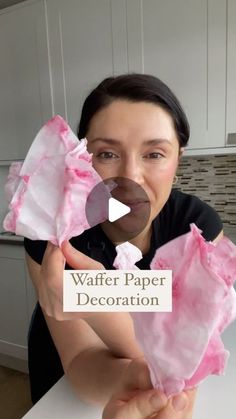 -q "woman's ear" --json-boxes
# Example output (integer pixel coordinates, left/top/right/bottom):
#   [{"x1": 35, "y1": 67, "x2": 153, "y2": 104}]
[{"x1": 178, "y1": 147, "x2": 185, "y2": 161}]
